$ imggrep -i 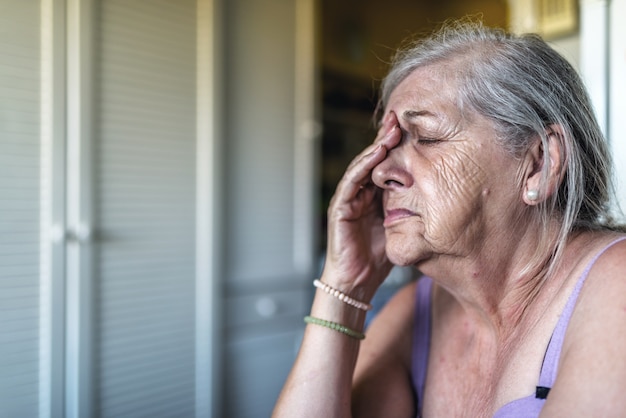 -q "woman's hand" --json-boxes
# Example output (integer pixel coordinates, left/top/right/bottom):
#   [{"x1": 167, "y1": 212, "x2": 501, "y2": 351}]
[
  {"x1": 273, "y1": 112, "x2": 402, "y2": 418},
  {"x1": 322, "y1": 111, "x2": 402, "y2": 300}
]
